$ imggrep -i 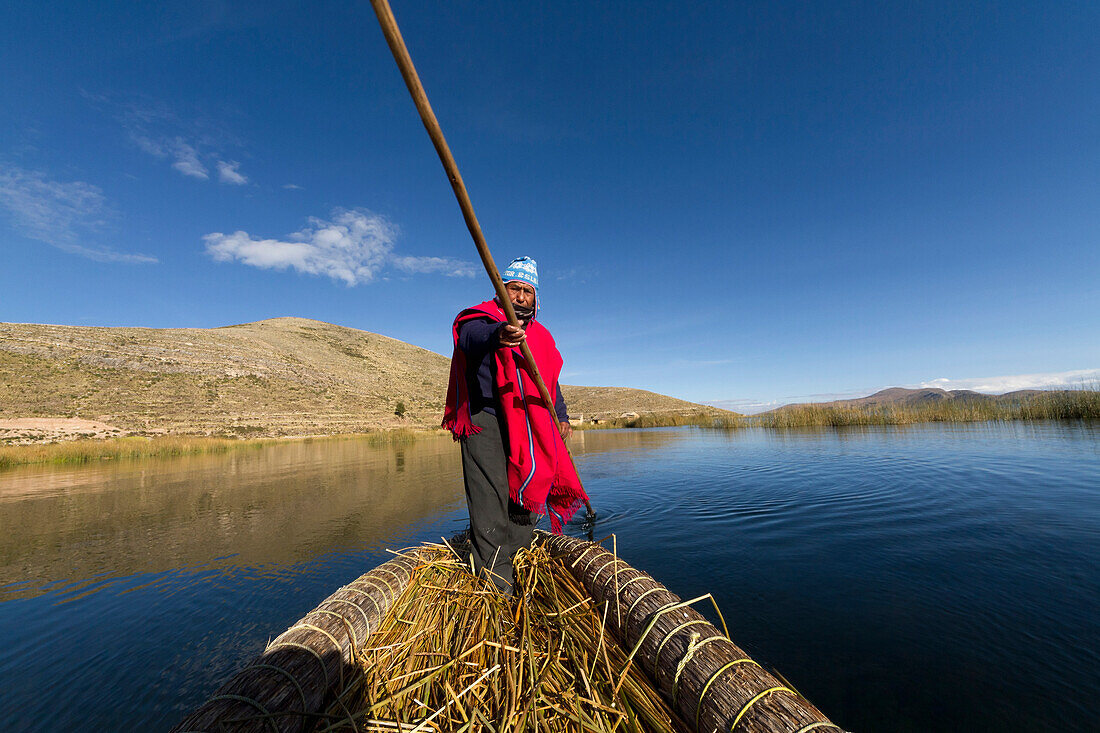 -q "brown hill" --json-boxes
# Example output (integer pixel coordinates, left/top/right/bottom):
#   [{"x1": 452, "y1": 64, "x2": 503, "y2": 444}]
[
  {"x1": 0, "y1": 318, "x2": 730, "y2": 440},
  {"x1": 558, "y1": 385, "x2": 728, "y2": 422}
]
